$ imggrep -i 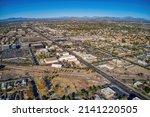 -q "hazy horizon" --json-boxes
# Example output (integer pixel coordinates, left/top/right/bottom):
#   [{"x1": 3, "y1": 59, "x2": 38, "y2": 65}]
[{"x1": 1, "y1": 16, "x2": 150, "y2": 21}]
